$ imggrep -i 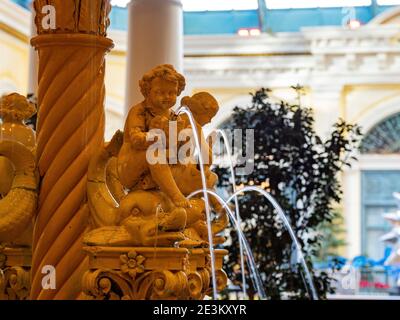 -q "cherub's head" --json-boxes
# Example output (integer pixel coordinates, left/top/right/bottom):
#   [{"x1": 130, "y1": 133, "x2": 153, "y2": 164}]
[
  {"x1": 139, "y1": 64, "x2": 186, "y2": 114},
  {"x1": 181, "y1": 92, "x2": 219, "y2": 126},
  {"x1": 0, "y1": 93, "x2": 36, "y2": 122}
]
